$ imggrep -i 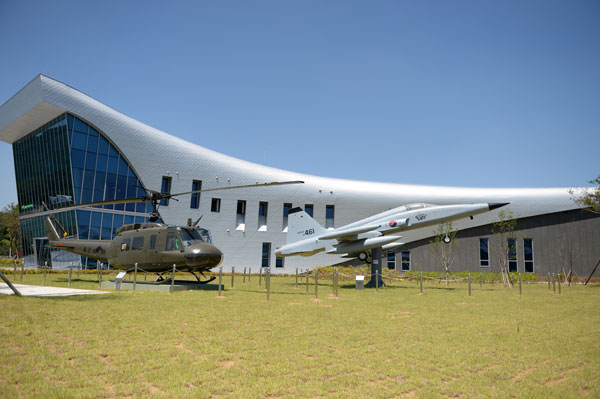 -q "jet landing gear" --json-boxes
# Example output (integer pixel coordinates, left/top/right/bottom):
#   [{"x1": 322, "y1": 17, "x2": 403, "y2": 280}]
[
  {"x1": 358, "y1": 252, "x2": 372, "y2": 264},
  {"x1": 363, "y1": 247, "x2": 385, "y2": 288}
]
